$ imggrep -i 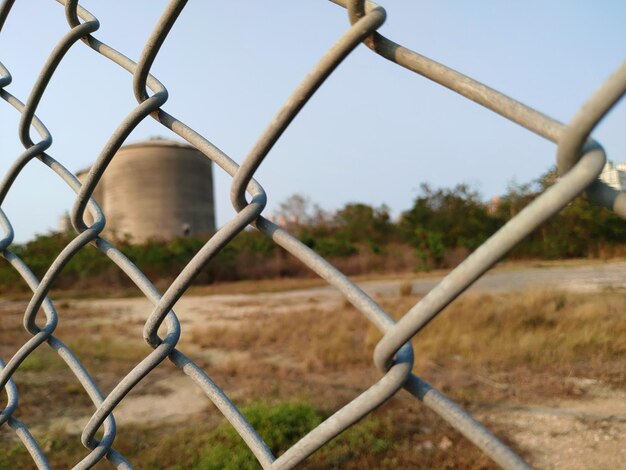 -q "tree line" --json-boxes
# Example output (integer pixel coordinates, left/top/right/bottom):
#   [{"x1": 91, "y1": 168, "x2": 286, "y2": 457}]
[{"x1": 2, "y1": 168, "x2": 625, "y2": 292}]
